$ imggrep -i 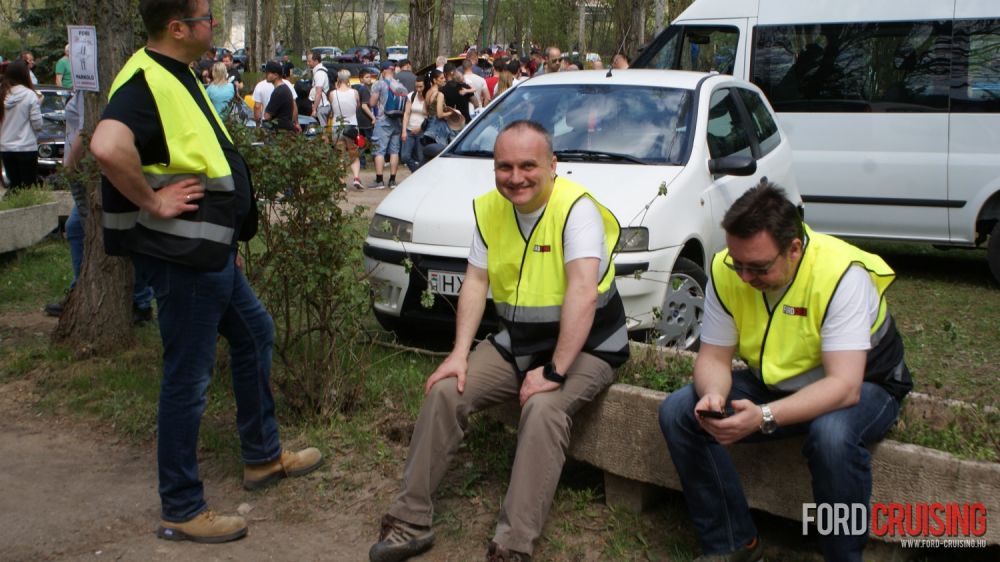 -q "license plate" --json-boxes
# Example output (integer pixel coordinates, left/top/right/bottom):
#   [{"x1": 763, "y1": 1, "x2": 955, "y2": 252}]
[{"x1": 428, "y1": 270, "x2": 464, "y2": 296}]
